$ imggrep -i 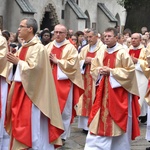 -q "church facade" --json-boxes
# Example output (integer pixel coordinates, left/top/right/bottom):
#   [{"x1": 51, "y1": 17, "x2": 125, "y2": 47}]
[{"x1": 0, "y1": 0, "x2": 126, "y2": 33}]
